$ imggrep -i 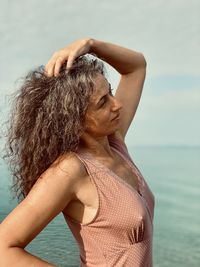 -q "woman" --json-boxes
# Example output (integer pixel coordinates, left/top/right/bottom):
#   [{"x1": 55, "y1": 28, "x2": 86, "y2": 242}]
[{"x1": 0, "y1": 38, "x2": 155, "y2": 266}]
